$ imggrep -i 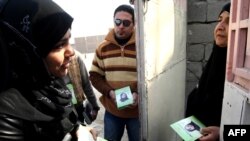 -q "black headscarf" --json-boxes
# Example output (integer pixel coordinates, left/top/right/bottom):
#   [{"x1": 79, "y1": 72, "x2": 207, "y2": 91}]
[
  {"x1": 1, "y1": 0, "x2": 73, "y2": 57},
  {"x1": 186, "y1": 2, "x2": 230, "y2": 126},
  {"x1": 0, "y1": 0, "x2": 73, "y2": 84},
  {"x1": 0, "y1": 0, "x2": 74, "y2": 122},
  {"x1": 219, "y1": 2, "x2": 231, "y2": 16}
]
